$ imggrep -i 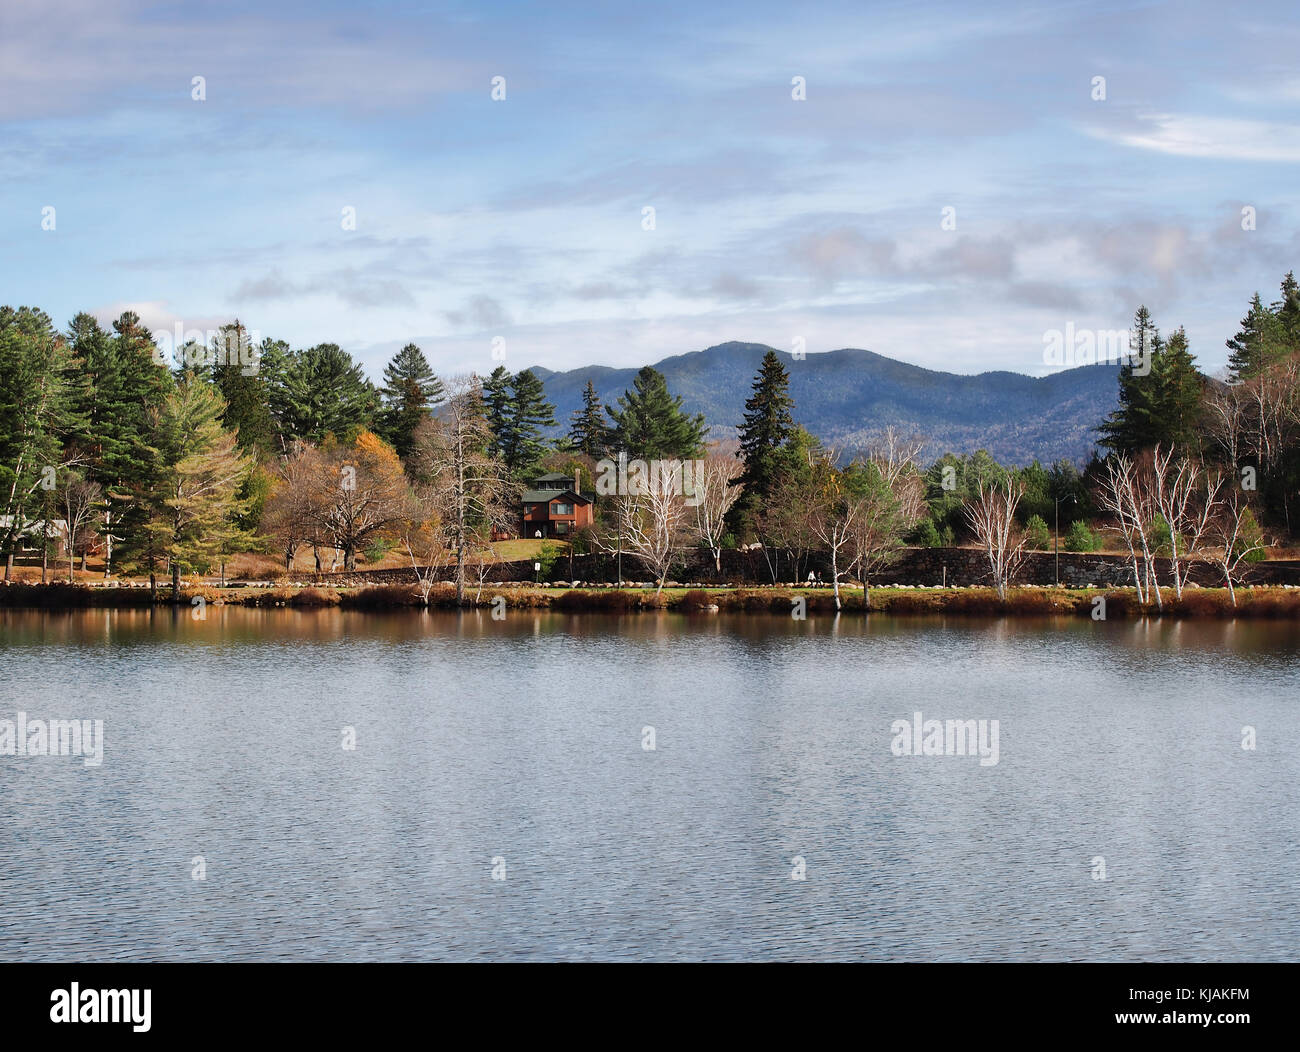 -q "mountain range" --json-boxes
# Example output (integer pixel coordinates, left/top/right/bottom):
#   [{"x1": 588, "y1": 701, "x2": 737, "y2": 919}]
[{"x1": 528, "y1": 342, "x2": 1120, "y2": 466}]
